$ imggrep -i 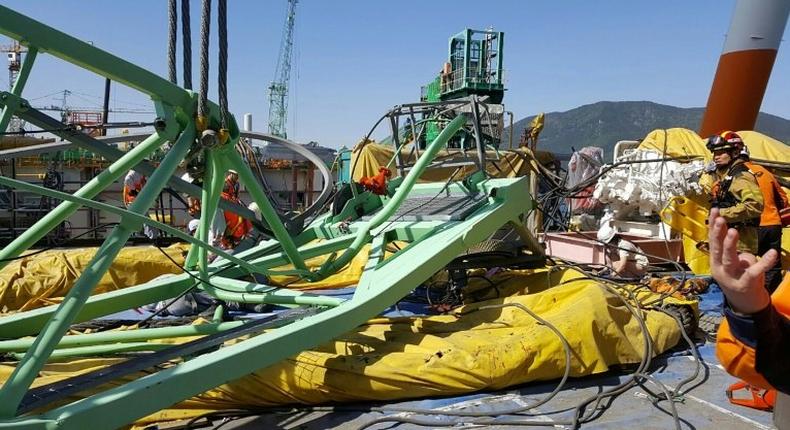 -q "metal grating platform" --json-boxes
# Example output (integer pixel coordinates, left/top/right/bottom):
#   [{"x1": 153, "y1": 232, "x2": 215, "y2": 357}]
[{"x1": 361, "y1": 192, "x2": 487, "y2": 222}]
